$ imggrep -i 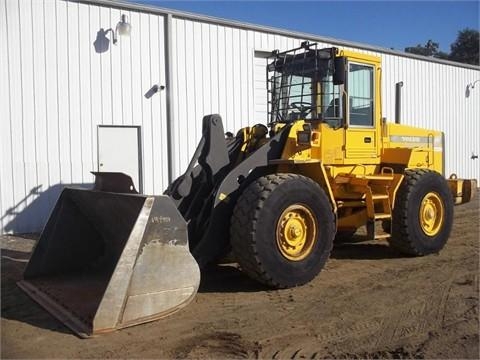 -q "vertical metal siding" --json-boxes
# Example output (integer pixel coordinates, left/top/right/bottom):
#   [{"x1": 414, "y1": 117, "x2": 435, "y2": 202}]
[
  {"x1": 1, "y1": 0, "x2": 169, "y2": 233},
  {"x1": 1, "y1": 1, "x2": 479, "y2": 234},
  {"x1": 379, "y1": 54, "x2": 480, "y2": 181},
  {"x1": 0, "y1": 0, "x2": 12, "y2": 234},
  {"x1": 170, "y1": 19, "x2": 312, "y2": 177}
]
